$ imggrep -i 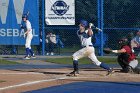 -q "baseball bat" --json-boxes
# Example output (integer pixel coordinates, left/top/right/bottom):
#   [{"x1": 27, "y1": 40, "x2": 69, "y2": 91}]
[
  {"x1": 89, "y1": 23, "x2": 93, "y2": 29},
  {"x1": 26, "y1": 11, "x2": 30, "y2": 16},
  {"x1": 89, "y1": 23, "x2": 102, "y2": 32}
]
